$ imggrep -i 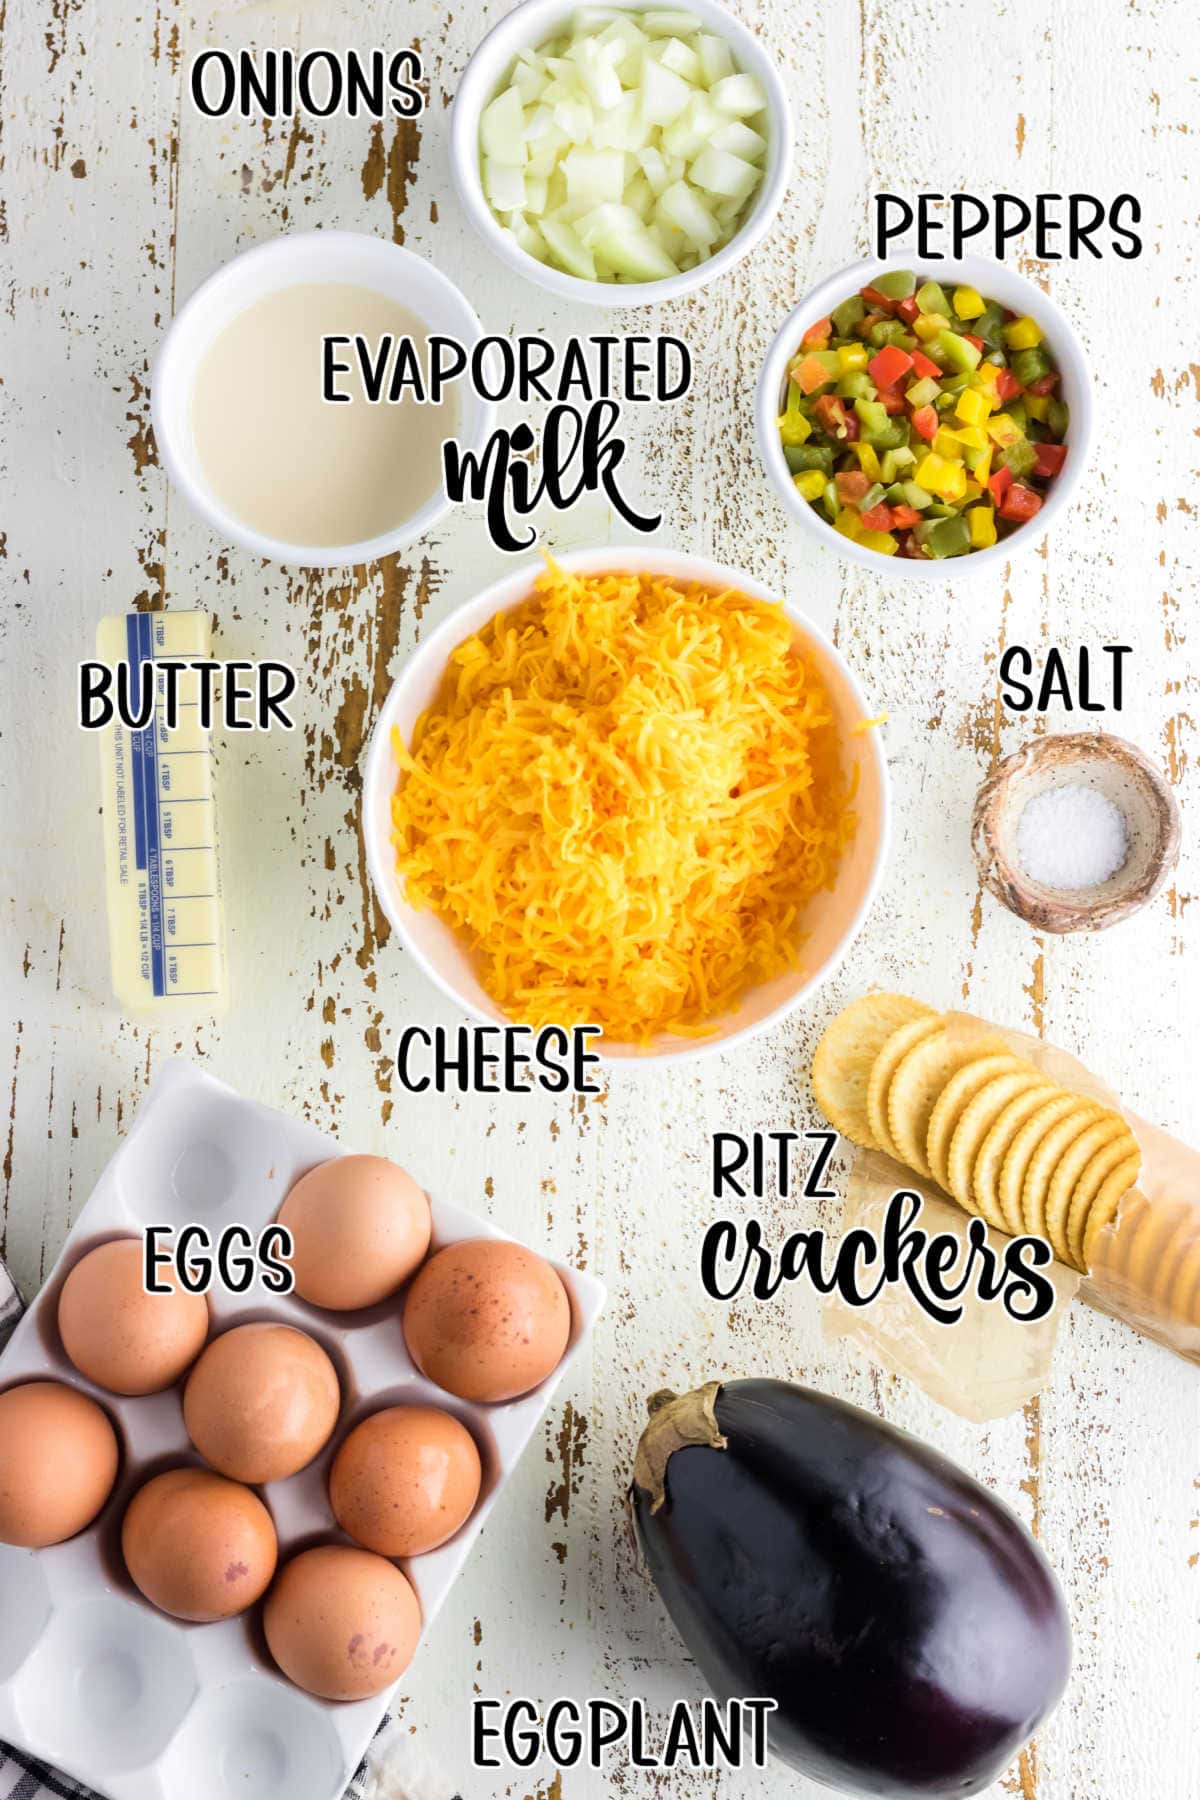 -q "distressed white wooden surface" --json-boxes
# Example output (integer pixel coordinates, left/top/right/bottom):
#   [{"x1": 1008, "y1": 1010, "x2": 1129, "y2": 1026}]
[{"x1": 3, "y1": 1, "x2": 1200, "y2": 1798}]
